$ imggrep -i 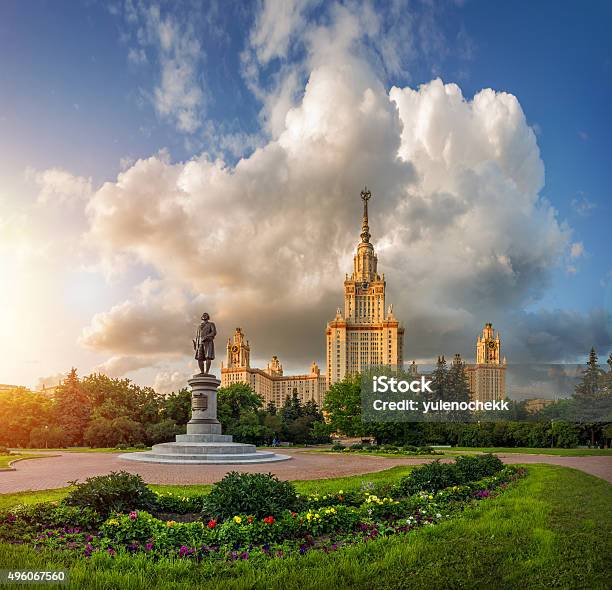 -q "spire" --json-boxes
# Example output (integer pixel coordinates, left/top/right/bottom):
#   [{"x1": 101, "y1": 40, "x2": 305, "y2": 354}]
[{"x1": 360, "y1": 187, "x2": 371, "y2": 243}]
